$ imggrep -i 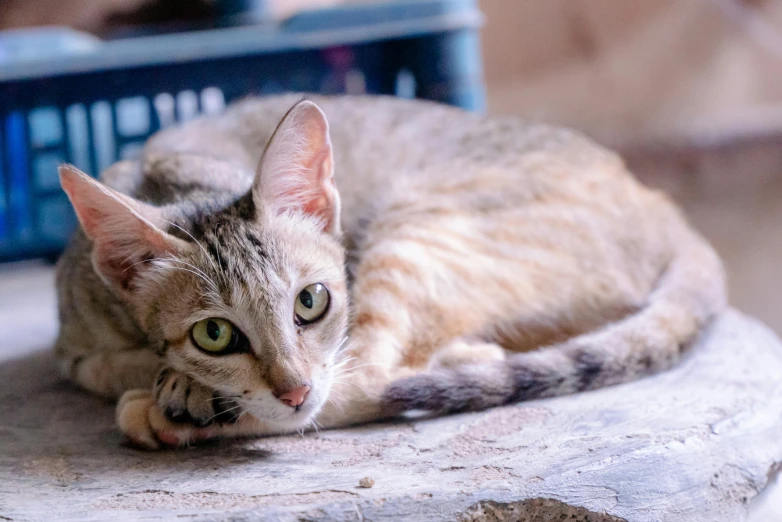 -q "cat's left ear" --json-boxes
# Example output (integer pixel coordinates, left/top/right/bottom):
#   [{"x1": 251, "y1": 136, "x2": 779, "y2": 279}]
[
  {"x1": 59, "y1": 165, "x2": 189, "y2": 295},
  {"x1": 253, "y1": 100, "x2": 341, "y2": 235}
]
